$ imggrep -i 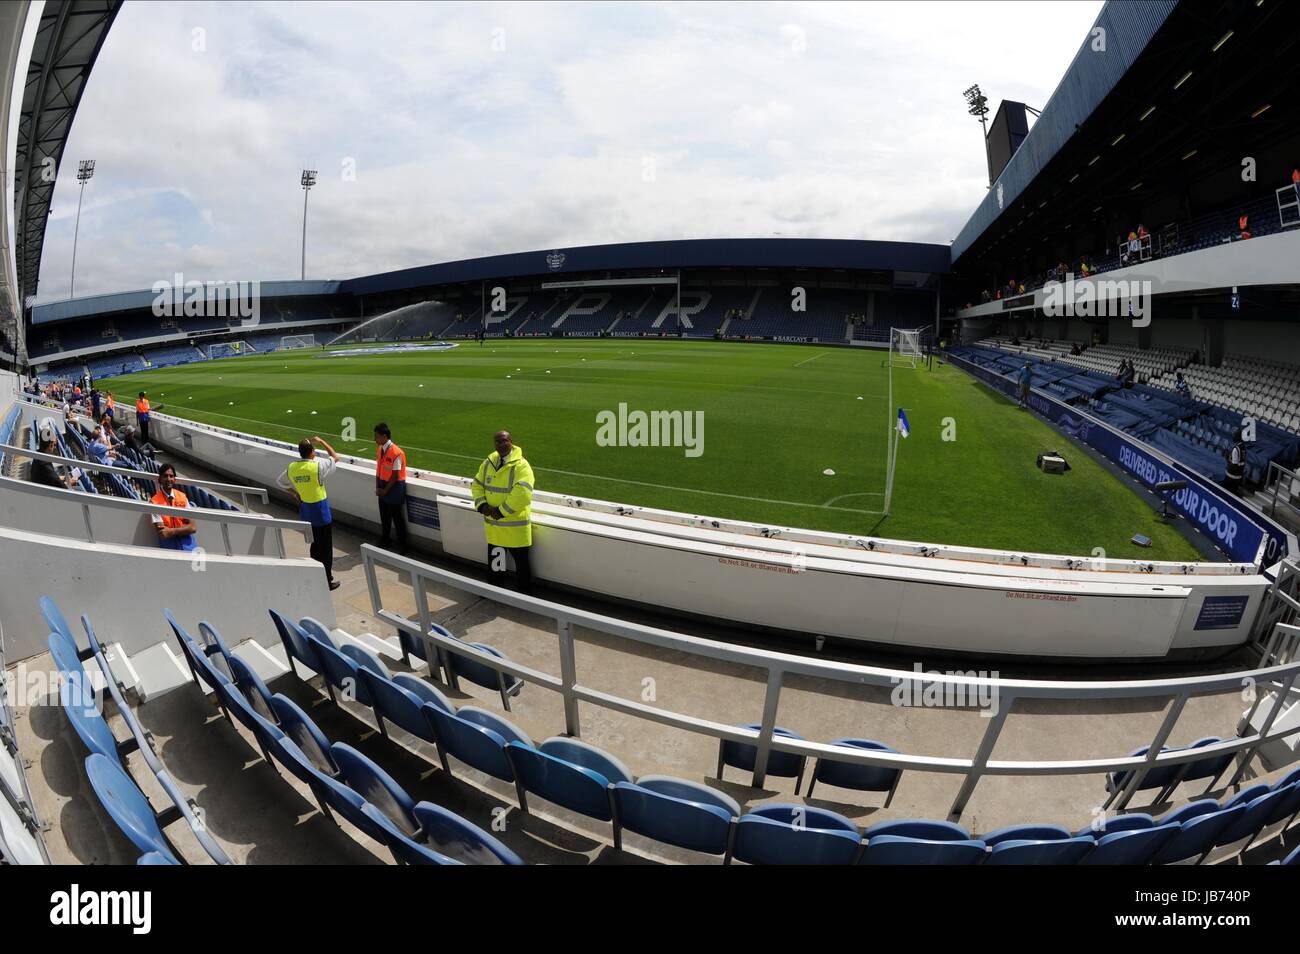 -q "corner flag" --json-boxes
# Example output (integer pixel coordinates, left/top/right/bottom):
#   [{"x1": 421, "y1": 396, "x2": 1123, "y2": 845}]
[{"x1": 896, "y1": 408, "x2": 910, "y2": 439}]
